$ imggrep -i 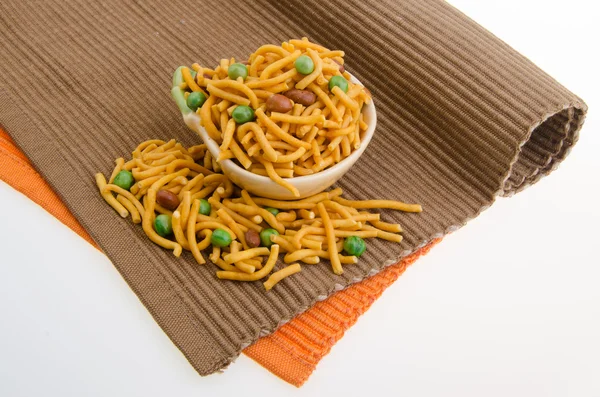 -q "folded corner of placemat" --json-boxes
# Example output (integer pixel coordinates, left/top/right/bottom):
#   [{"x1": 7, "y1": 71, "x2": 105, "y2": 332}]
[
  {"x1": 500, "y1": 102, "x2": 587, "y2": 196},
  {"x1": 0, "y1": 0, "x2": 588, "y2": 377},
  {"x1": 274, "y1": 0, "x2": 588, "y2": 202}
]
